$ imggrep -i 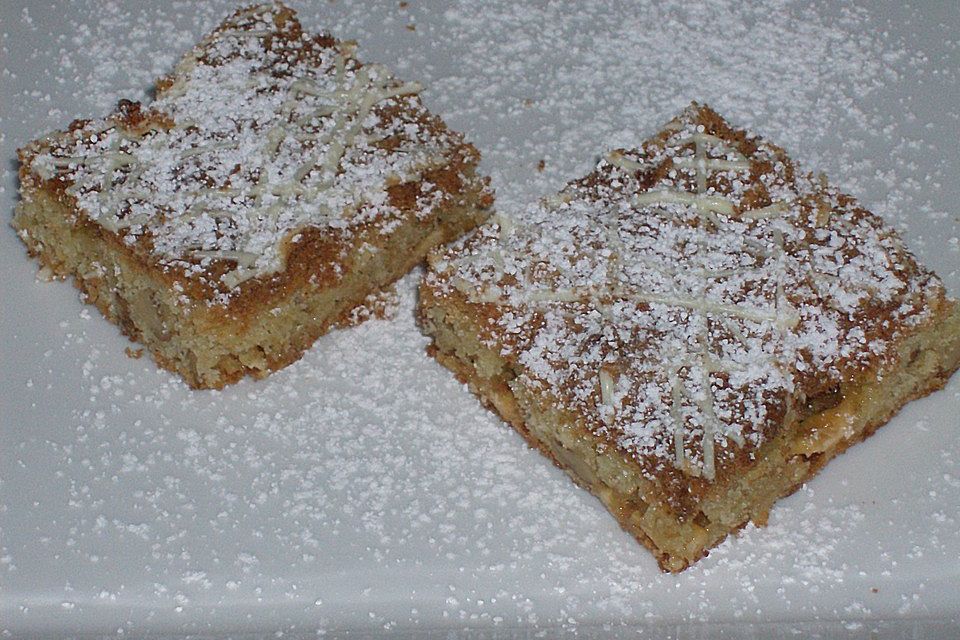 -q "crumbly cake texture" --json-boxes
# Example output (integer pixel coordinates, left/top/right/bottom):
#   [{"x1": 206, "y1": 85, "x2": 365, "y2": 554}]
[
  {"x1": 420, "y1": 103, "x2": 960, "y2": 572},
  {"x1": 14, "y1": 2, "x2": 492, "y2": 389}
]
